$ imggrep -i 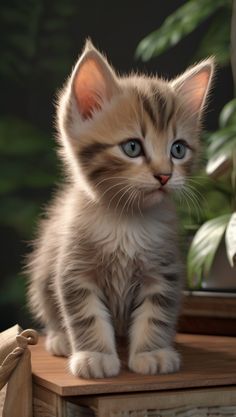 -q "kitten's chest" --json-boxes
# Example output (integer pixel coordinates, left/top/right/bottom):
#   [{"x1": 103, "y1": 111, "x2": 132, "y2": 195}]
[
  {"x1": 87, "y1": 208, "x2": 175, "y2": 333},
  {"x1": 94, "y1": 219, "x2": 155, "y2": 333},
  {"x1": 101, "y1": 250, "x2": 140, "y2": 335}
]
